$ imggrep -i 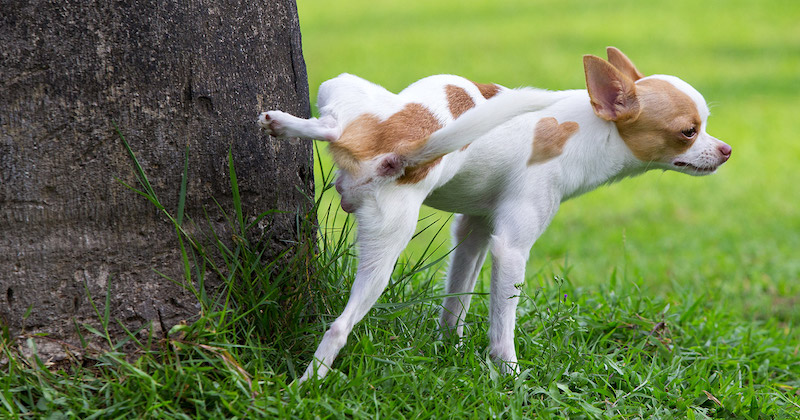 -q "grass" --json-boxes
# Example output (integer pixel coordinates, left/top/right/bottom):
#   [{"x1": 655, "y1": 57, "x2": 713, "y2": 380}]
[
  {"x1": 300, "y1": 0, "x2": 800, "y2": 323},
  {"x1": 3, "y1": 0, "x2": 800, "y2": 417}
]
